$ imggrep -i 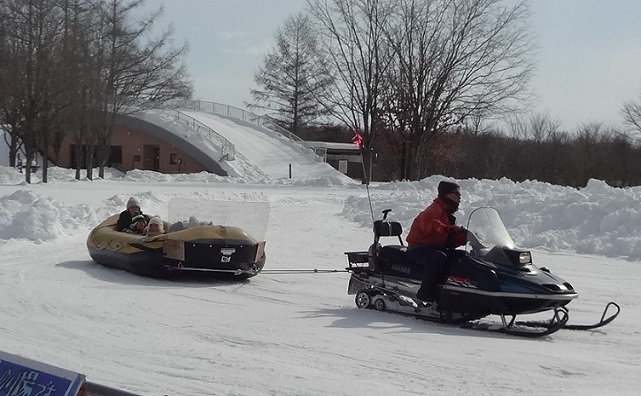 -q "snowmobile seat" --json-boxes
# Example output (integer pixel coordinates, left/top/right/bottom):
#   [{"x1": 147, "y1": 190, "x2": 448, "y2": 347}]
[
  {"x1": 373, "y1": 220, "x2": 403, "y2": 245},
  {"x1": 375, "y1": 245, "x2": 423, "y2": 280},
  {"x1": 379, "y1": 245, "x2": 407, "y2": 261},
  {"x1": 374, "y1": 220, "x2": 402, "y2": 237}
]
